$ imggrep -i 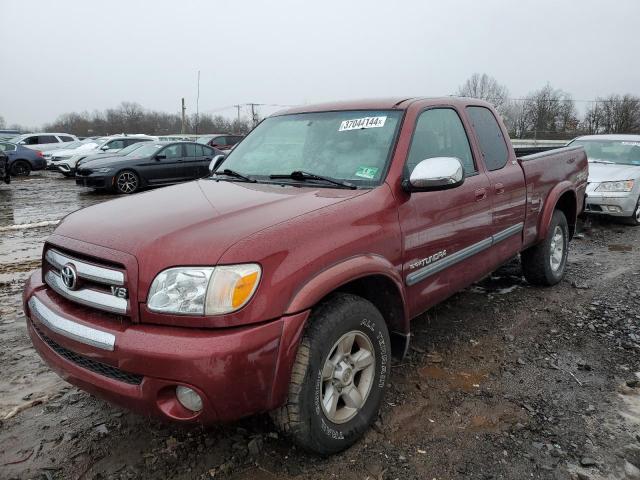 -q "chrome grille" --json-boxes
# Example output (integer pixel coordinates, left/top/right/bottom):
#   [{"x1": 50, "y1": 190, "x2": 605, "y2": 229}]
[{"x1": 44, "y1": 248, "x2": 128, "y2": 315}]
